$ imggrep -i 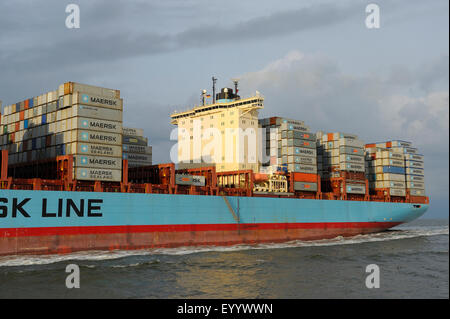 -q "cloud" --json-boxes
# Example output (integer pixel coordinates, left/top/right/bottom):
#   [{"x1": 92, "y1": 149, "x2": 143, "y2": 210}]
[
  {"x1": 0, "y1": 2, "x2": 359, "y2": 77},
  {"x1": 238, "y1": 50, "x2": 449, "y2": 199}
]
